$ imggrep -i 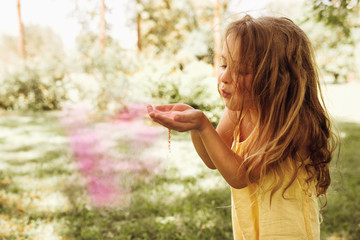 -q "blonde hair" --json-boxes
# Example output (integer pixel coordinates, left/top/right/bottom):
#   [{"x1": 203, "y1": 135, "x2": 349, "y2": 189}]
[{"x1": 225, "y1": 15, "x2": 338, "y2": 205}]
